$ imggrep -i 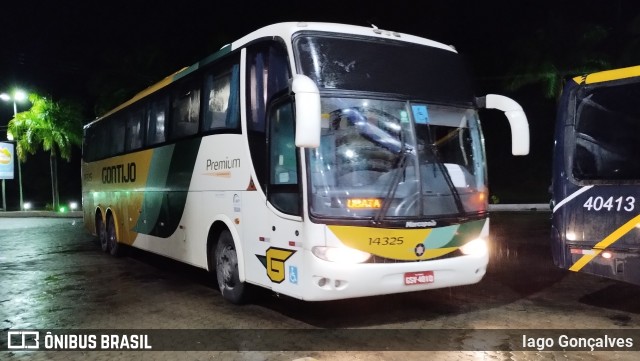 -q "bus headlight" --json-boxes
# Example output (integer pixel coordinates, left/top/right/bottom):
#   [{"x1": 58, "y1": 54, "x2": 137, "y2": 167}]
[
  {"x1": 460, "y1": 238, "x2": 488, "y2": 256},
  {"x1": 312, "y1": 246, "x2": 371, "y2": 263}
]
